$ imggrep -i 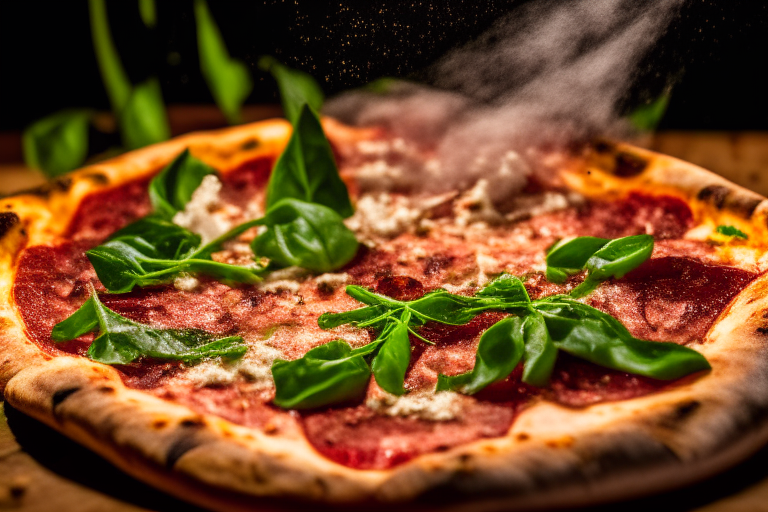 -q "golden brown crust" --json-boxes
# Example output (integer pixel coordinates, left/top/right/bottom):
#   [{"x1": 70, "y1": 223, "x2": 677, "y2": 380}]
[{"x1": 3, "y1": 121, "x2": 768, "y2": 510}]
